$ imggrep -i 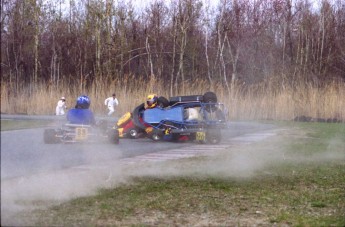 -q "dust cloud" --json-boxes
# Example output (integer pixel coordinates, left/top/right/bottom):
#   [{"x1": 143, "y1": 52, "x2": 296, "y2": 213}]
[
  {"x1": 1, "y1": 143, "x2": 126, "y2": 226},
  {"x1": 125, "y1": 129, "x2": 345, "y2": 180},
  {"x1": 2, "y1": 128, "x2": 344, "y2": 226}
]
